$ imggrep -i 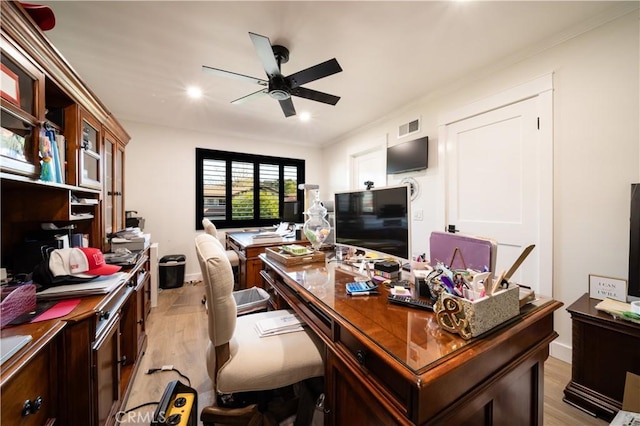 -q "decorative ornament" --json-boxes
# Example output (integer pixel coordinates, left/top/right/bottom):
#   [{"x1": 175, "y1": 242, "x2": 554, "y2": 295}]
[{"x1": 302, "y1": 190, "x2": 331, "y2": 251}]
